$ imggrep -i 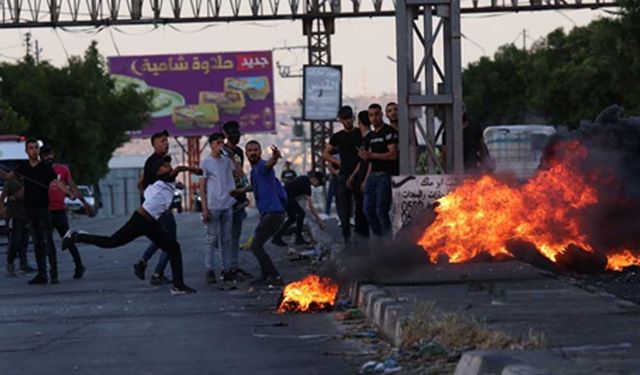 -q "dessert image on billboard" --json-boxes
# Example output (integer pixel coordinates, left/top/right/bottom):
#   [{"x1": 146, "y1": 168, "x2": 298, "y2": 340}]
[
  {"x1": 172, "y1": 104, "x2": 219, "y2": 129},
  {"x1": 224, "y1": 76, "x2": 270, "y2": 101},
  {"x1": 199, "y1": 89, "x2": 246, "y2": 115}
]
